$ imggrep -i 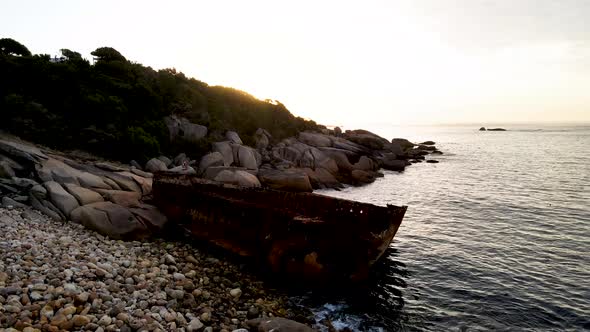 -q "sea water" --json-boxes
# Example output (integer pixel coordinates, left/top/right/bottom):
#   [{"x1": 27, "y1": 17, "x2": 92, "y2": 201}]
[{"x1": 308, "y1": 124, "x2": 590, "y2": 331}]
